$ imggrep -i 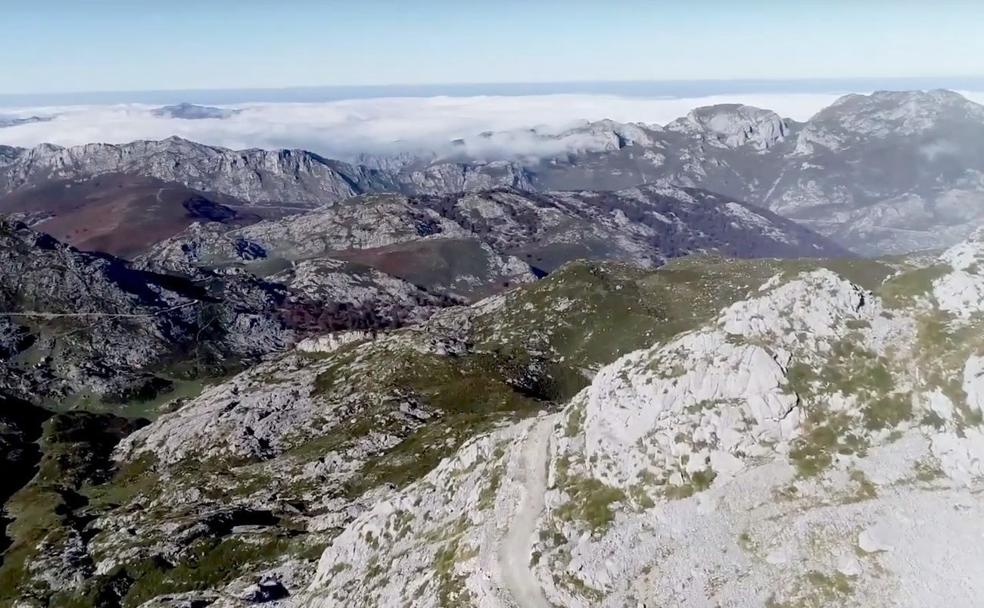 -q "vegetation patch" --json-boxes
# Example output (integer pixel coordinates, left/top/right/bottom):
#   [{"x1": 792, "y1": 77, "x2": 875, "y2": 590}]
[
  {"x1": 912, "y1": 313, "x2": 984, "y2": 427},
  {"x1": 767, "y1": 570, "x2": 855, "y2": 608},
  {"x1": 555, "y1": 475, "x2": 626, "y2": 533},
  {"x1": 878, "y1": 264, "x2": 950, "y2": 309},
  {"x1": 431, "y1": 519, "x2": 474, "y2": 607},
  {"x1": 846, "y1": 469, "x2": 878, "y2": 502},
  {"x1": 789, "y1": 412, "x2": 867, "y2": 477},
  {"x1": 121, "y1": 535, "x2": 291, "y2": 607},
  {"x1": 663, "y1": 467, "x2": 717, "y2": 500},
  {"x1": 564, "y1": 401, "x2": 587, "y2": 438},
  {"x1": 0, "y1": 412, "x2": 147, "y2": 605}
]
